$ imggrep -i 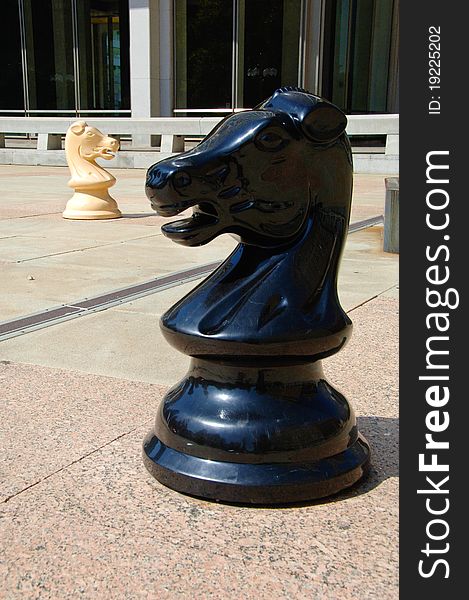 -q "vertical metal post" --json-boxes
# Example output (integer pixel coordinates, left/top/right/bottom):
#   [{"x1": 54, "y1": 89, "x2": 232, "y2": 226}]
[
  {"x1": 91, "y1": 11, "x2": 96, "y2": 108},
  {"x1": 298, "y1": 0, "x2": 306, "y2": 87},
  {"x1": 231, "y1": 0, "x2": 238, "y2": 111},
  {"x1": 17, "y1": 0, "x2": 29, "y2": 116},
  {"x1": 345, "y1": 0, "x2": 356, "y2": 112},
  {"x1": 108, "y1": 16, "x2": 114, "y2": 109},
  {"x1": 172, "y1": 0, "x2": 178, "y2": 113},
  {"x1": 71, "y1": 0, "x2": 81, "y2": 115},
  {"x1": 387, "y1": 0, "x2": 399, "y2": 112},
  {"x1": 299, "y1": 0, "x2": 325, "y2": 95}
]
